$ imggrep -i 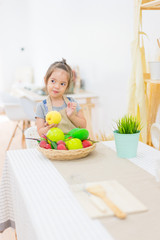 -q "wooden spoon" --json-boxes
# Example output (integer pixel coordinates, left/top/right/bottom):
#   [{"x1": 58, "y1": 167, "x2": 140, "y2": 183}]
[{"x1": 86, "y1": 185, "x2": 126, "y2": 219}]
